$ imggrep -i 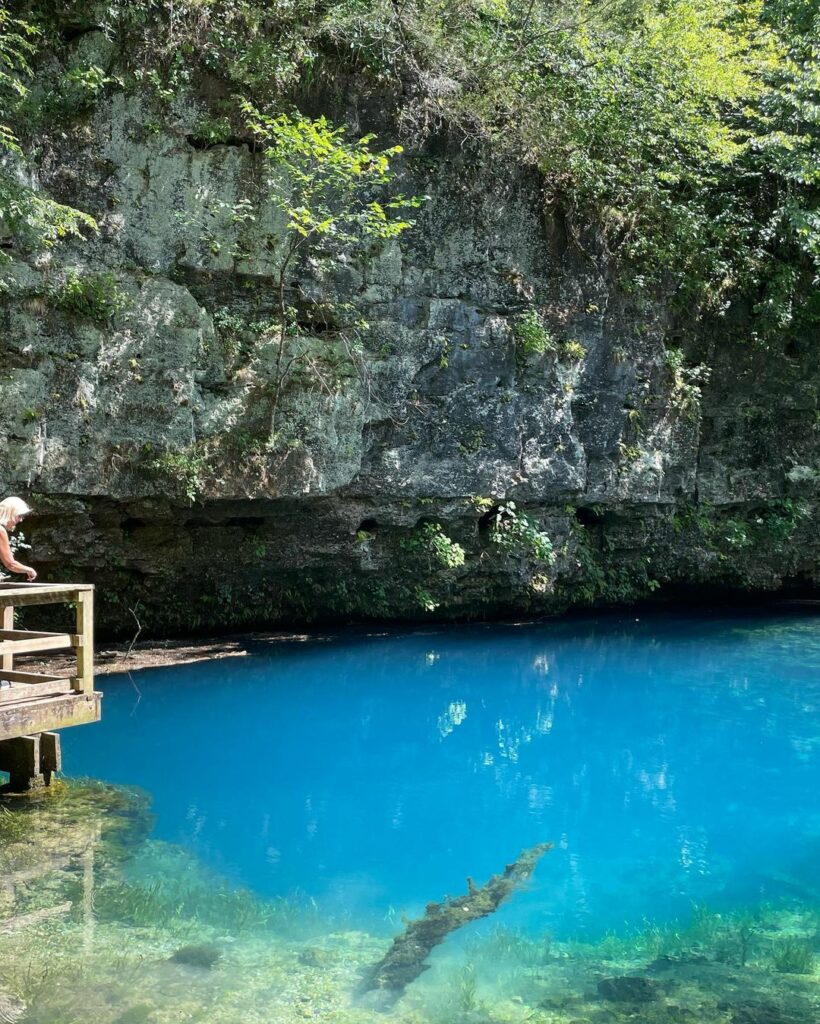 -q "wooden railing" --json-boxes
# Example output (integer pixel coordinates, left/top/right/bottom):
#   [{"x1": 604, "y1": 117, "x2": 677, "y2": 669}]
[
  {"x1": 0, "y1": 582, "x2": 95, "y2": 699},
  {"x1": 0, "y1": 583, "x2": 99, "y2": 786}
]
